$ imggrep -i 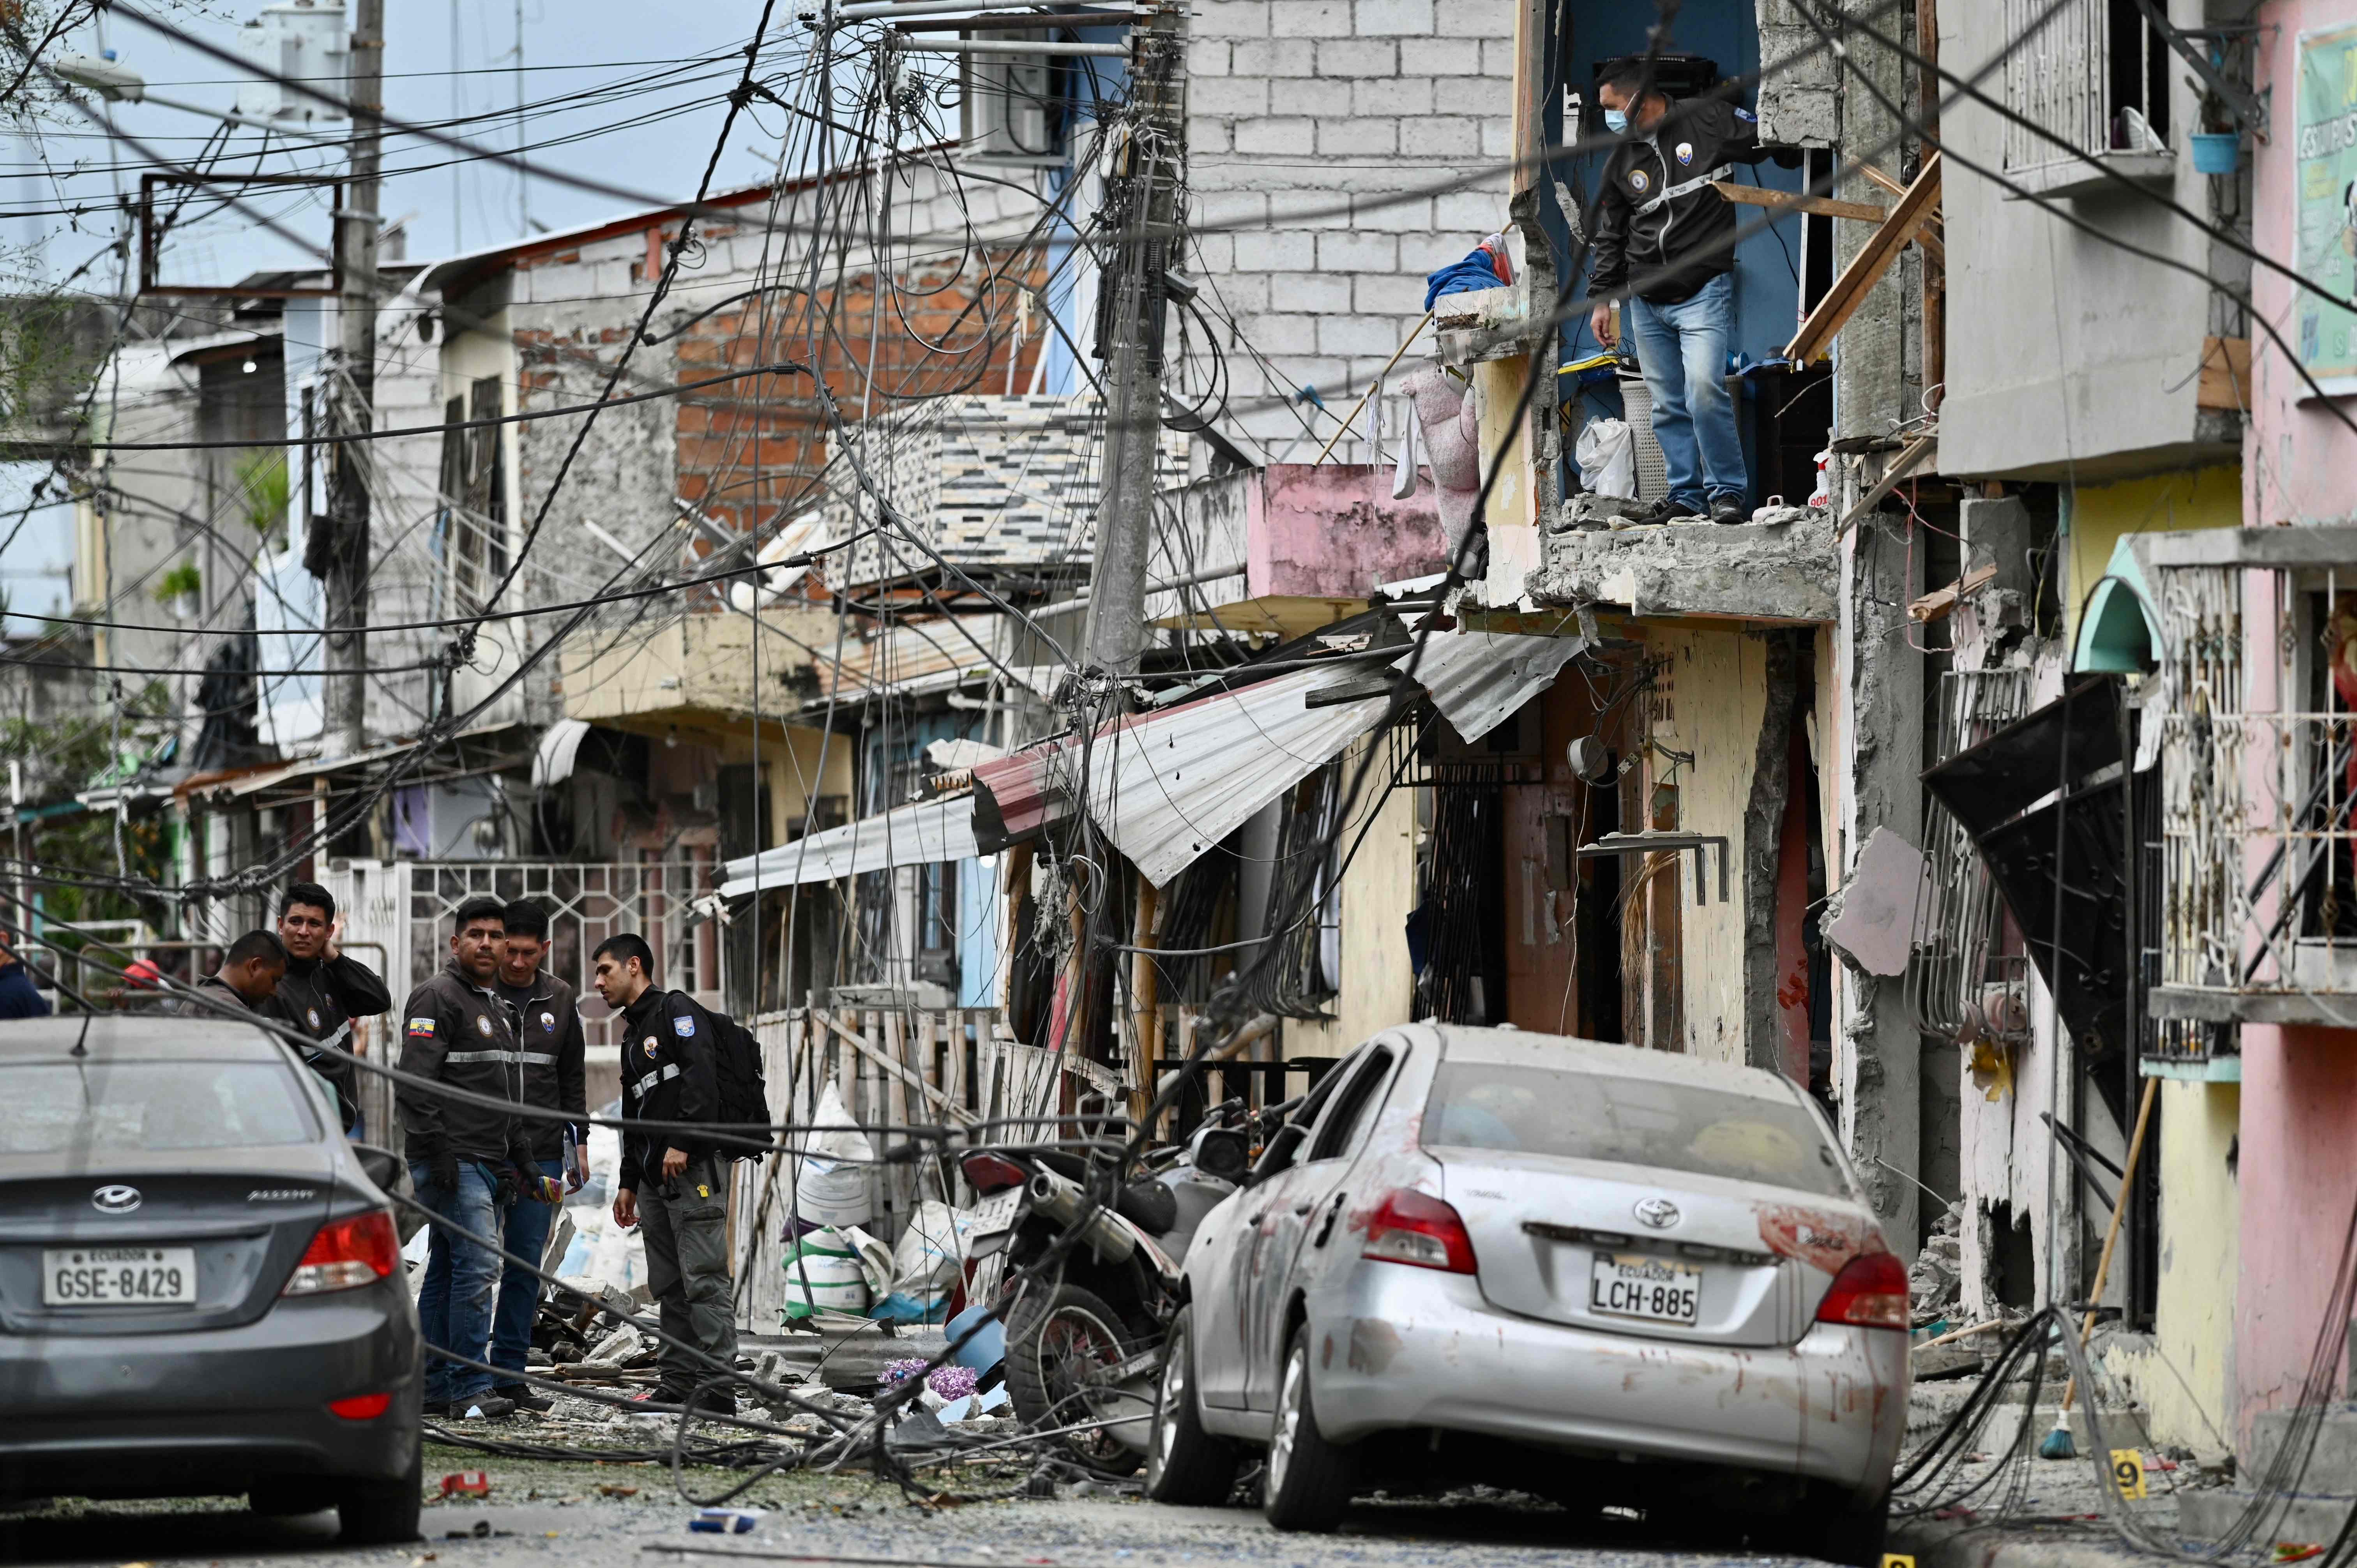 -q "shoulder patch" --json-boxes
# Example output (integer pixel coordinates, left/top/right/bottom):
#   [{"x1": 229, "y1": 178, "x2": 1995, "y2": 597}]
[
  {"x1": 407, "y1": 1016, "x2": 436, "y2": 1035},
  {"x1": 1734, "y1": 106, "x2": 1758, "y2": 122},
  {"x1": 673, "y1": 1014, "x2": 697, "y2": 1038}
]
